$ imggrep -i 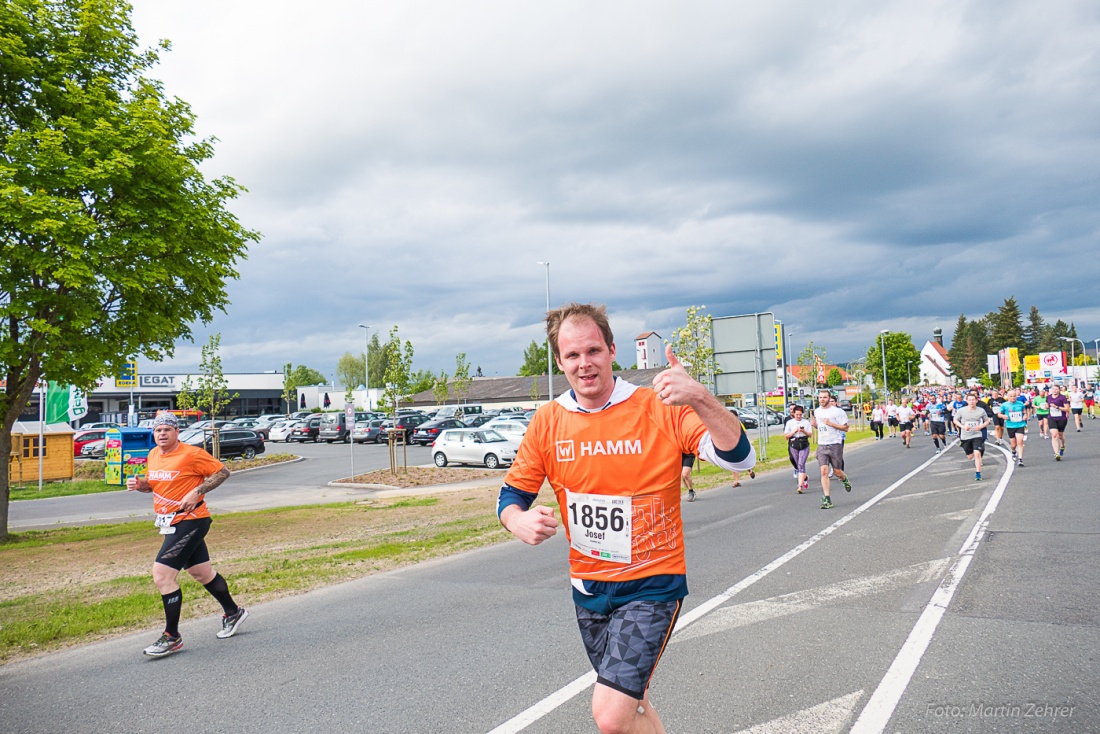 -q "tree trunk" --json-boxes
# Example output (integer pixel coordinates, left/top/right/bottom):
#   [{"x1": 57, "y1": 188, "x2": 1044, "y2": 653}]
[{"x1": 1, "y1": 367, "x2": 43, "y2": 539}]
